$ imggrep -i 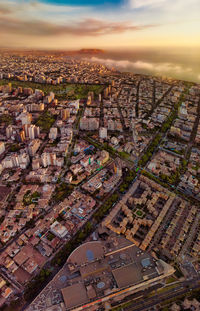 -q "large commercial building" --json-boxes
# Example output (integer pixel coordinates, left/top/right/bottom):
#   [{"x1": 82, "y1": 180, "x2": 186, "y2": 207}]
[{"x1": 61, "y1": 236, "x2": 174, "y2": 311}]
